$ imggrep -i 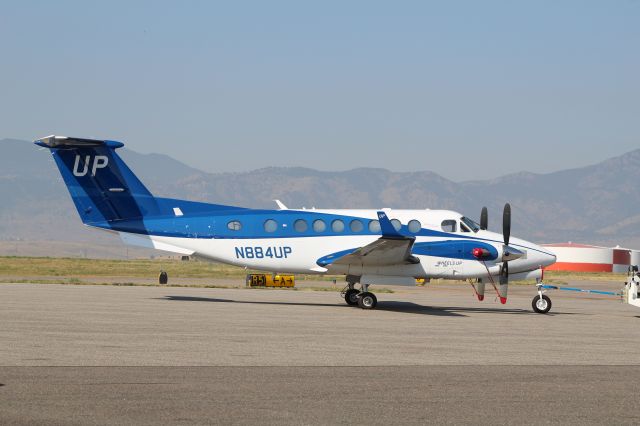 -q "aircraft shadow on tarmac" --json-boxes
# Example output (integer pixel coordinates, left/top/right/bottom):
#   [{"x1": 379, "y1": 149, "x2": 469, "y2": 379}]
[{"x1": 161, "y1": 296, "x2": 579, "y2": 317}]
